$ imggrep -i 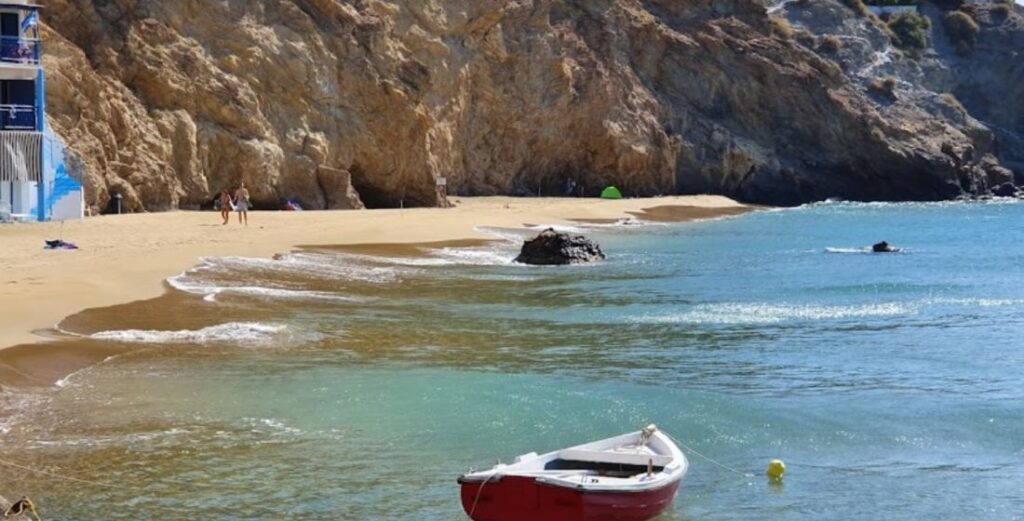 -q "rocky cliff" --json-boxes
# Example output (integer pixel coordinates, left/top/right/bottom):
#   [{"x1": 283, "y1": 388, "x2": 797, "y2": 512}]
[{"x1": 38, "y1": 0, "x2": 1024, "y2": 212}]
